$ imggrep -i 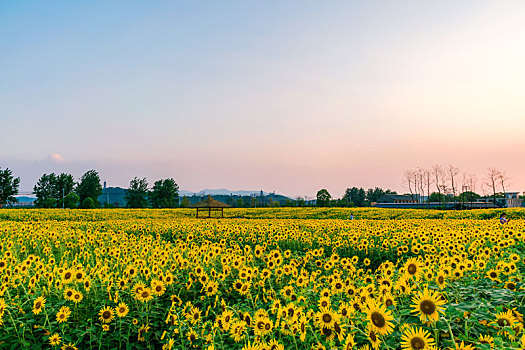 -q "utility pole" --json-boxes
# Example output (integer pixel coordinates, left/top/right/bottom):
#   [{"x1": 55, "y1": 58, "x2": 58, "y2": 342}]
[{"x1": 62, "y1": 188, "x2": 65, "y2": 209}]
